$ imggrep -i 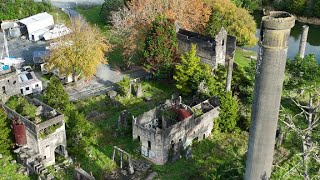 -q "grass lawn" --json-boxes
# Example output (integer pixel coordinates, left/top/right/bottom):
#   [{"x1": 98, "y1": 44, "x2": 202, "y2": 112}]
[
  {"x1": 50, "y1": 7, "x2": 70, "y2": 25},
  {"x1": 234, "y1": 48, "x2": 256, "y2": 68},
  {"x1": 72, "y1": 80, "x2": 177, "y2": 178}
]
